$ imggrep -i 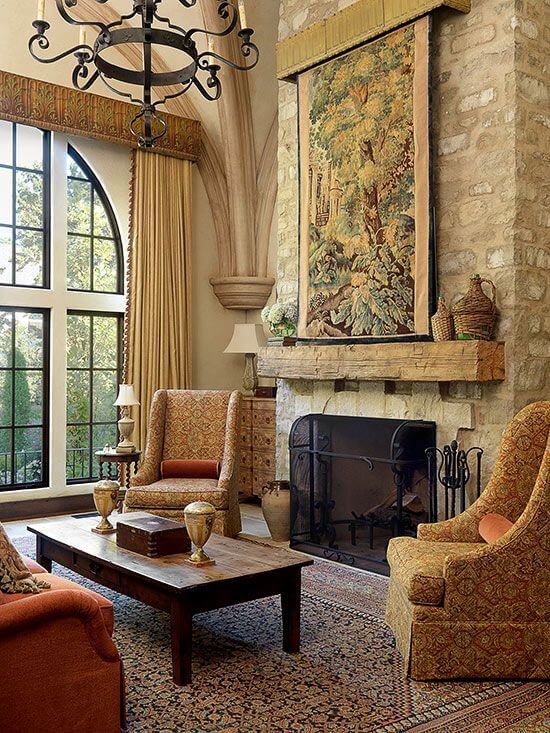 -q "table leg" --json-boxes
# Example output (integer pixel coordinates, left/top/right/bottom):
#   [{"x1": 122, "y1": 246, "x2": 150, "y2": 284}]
[
  {"x1": 281, "y1": 569, "x2": 301, "y2": 654},
  {"x1": 170, "y1": 598, "x2": 193, "y2": 685},
  {"x1": 36, "y1": 536, "x2": 52, "y2": 572}
]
